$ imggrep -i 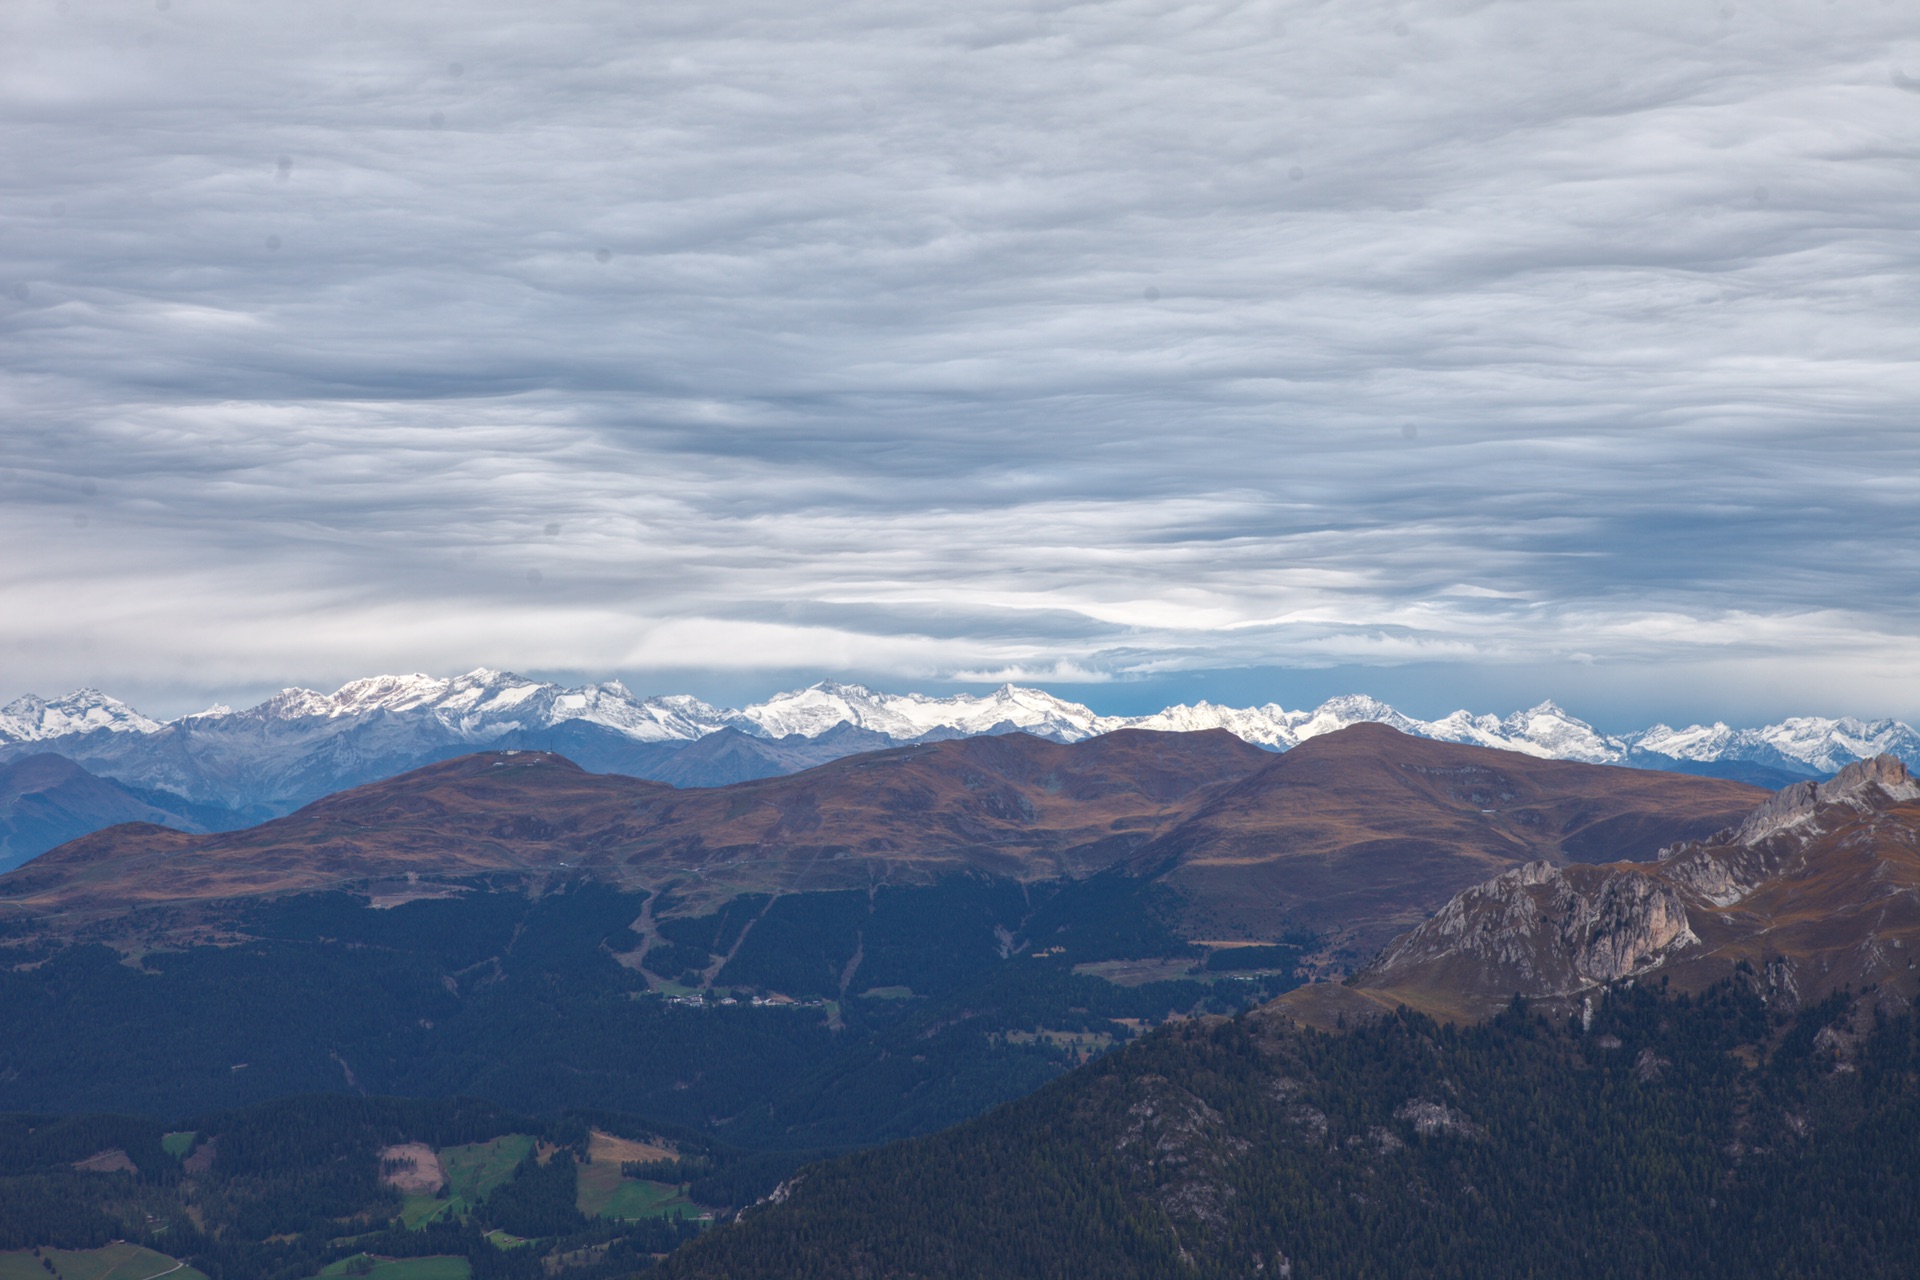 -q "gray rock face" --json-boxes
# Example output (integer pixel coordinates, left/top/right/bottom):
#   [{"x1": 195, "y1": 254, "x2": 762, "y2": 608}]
[
  {"x1": 1362, "y1": 860, "x2": 1698, "y2": 996},
  {"x1": 1105, "y1": 1073, "x2": 1248, "y2": 1231},
  {"x1": 1733, "y1": 754, "x2": 1920, "y2": 846},
  {"x1": 1394, "y1": 1099, "x2": 1484, "y2": 1140},
  {"x1": 1355, "y1": 756, "x2": 1920, "y2": 1007}
]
